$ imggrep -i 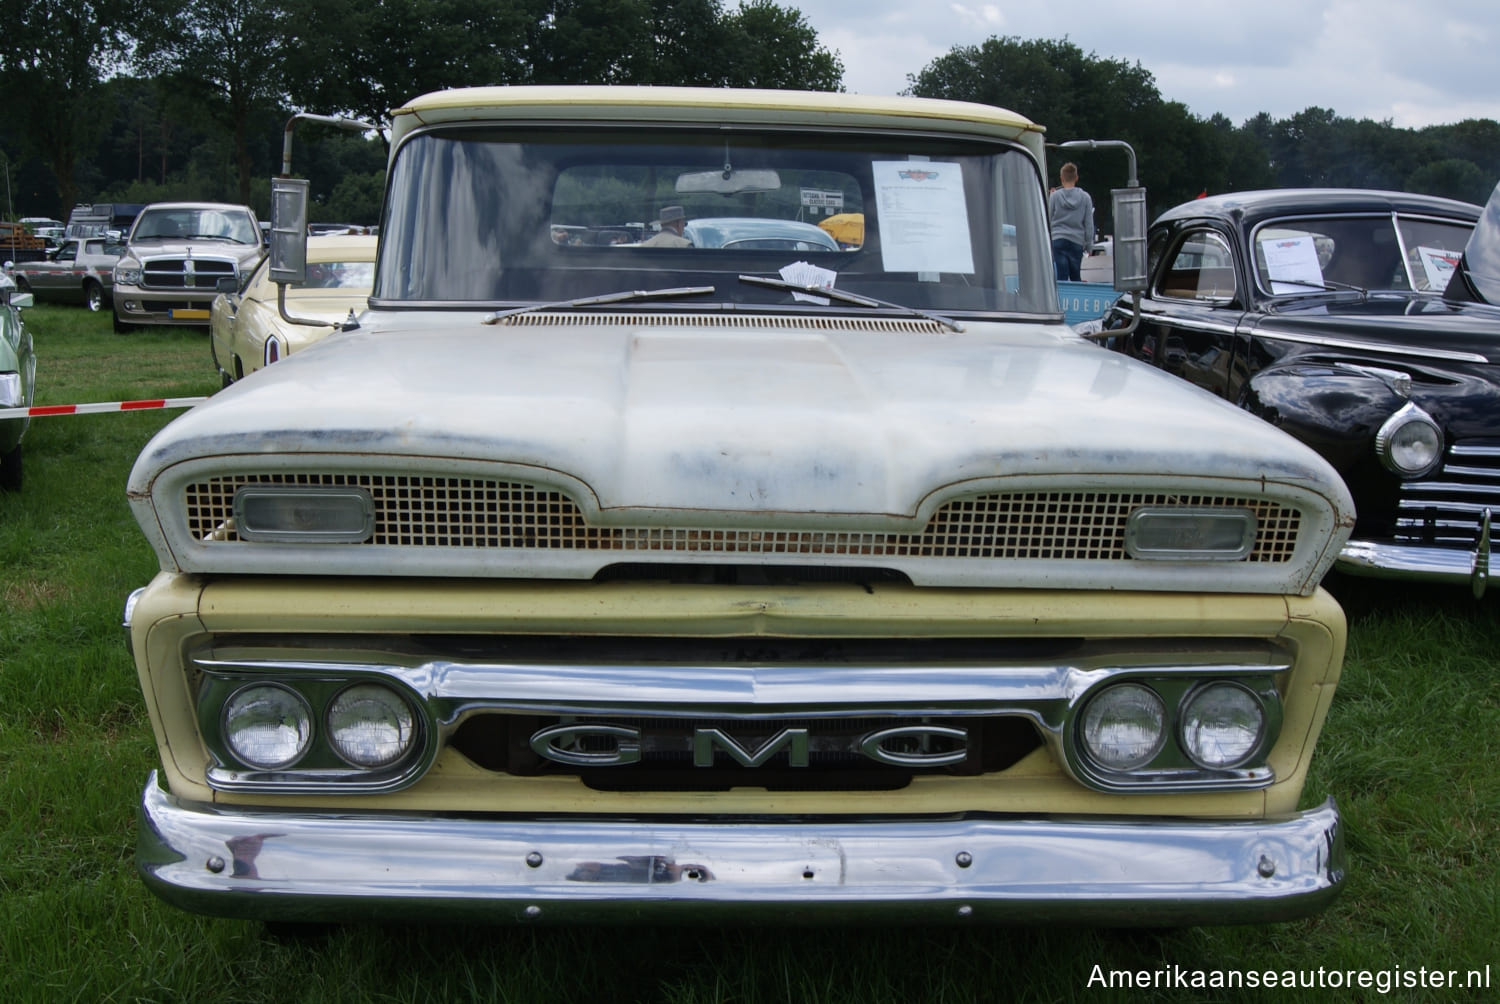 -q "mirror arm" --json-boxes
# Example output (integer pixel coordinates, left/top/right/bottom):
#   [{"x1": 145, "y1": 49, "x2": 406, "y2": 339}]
[{"x1": 277, "y1": 283, "x2": 330, "y2": 329}]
